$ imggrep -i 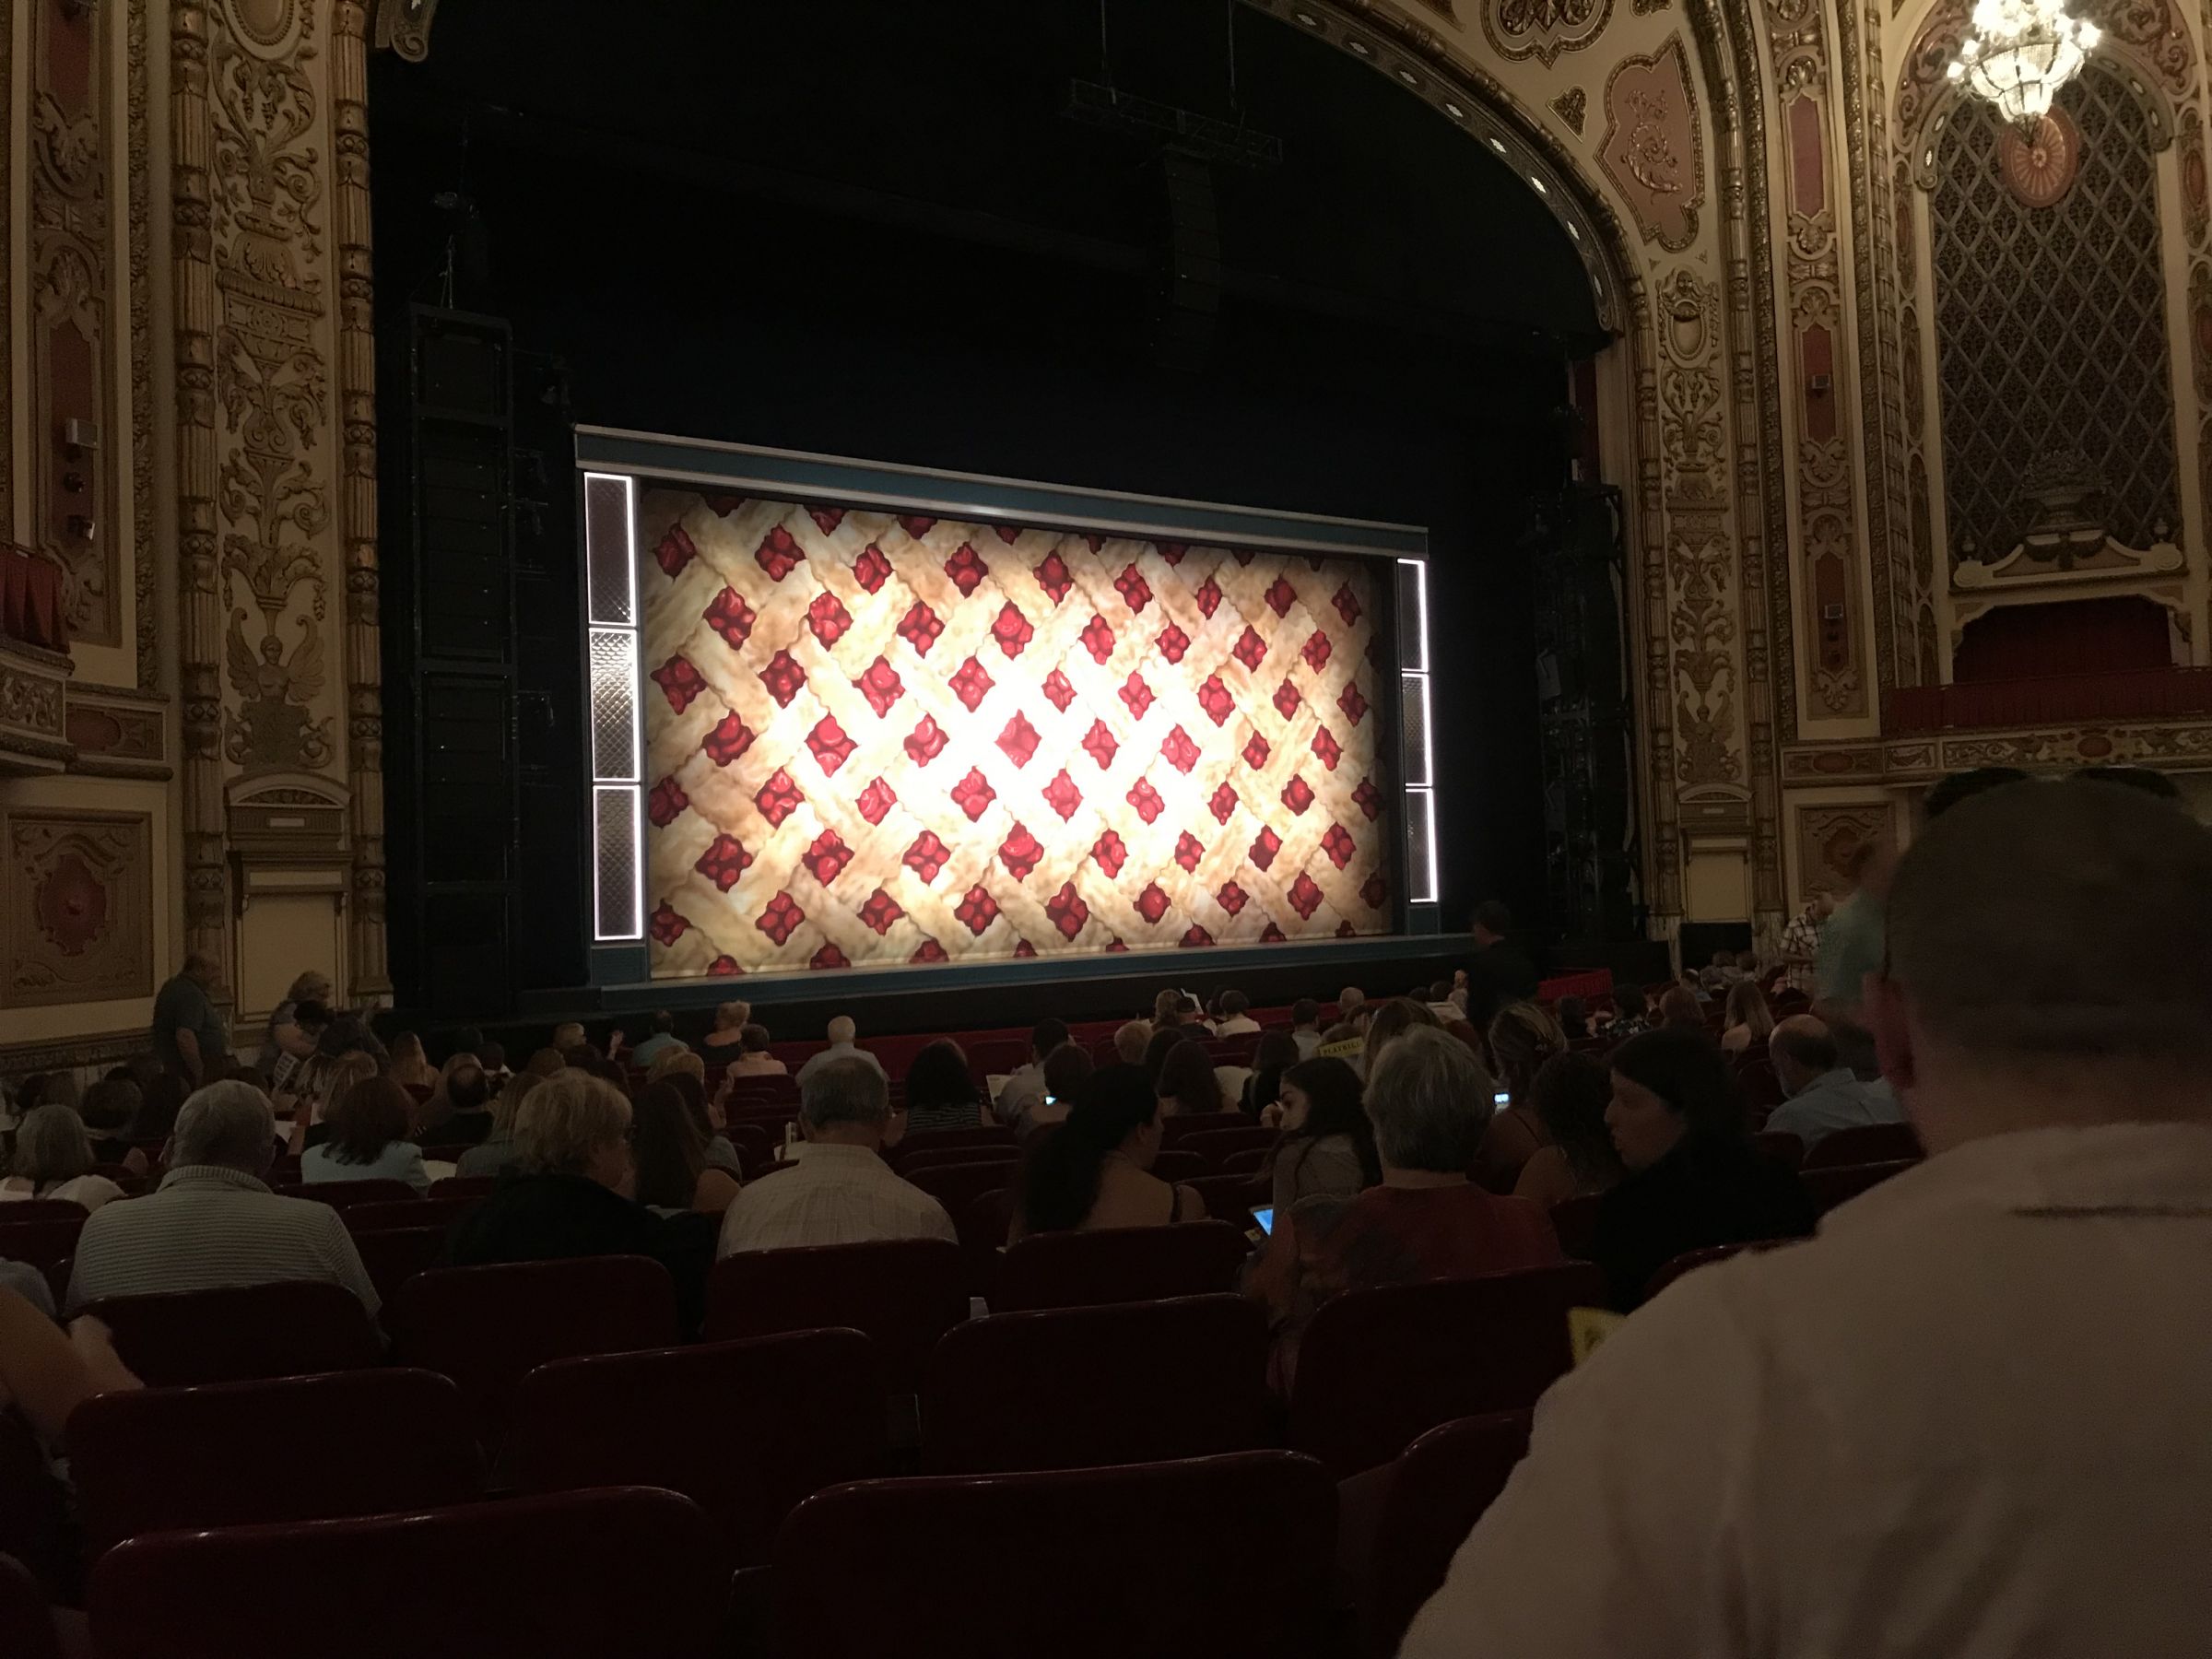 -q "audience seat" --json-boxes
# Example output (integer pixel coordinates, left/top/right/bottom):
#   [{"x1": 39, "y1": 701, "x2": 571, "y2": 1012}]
[
  {"x1": 1802, "y1": 1121, "x2": 1924, "y2": 1169},
  {"x1": 429, "y1": 1175, "x2": 497, "y2": 1200},
  {"x1": 0, "y1": 1213, "x2": 87, "y2": 1275},
  {"x1": 1159, "y1": 1112, "x2": 1246, "y2": 1144},
  {"x1": 0, "y1": 1408, "x2": 71, "y2": 1602},
  {"x1": 1361, "y1": 1412, "x2": 1533, "y2": 1659},
  {"x1": 894, "y1": 1144, "x2": 1018, "y2": 1177},
  {"x1": 88, "y1": 1281, "x2": 384, "y2": 1387},
  {"x1": 1148, "y1": 1148, "x2": 1208, "y2": 1183},
  {"x1": 274, "y1": 1179, "x2": 421, "y2": 1210},
  {"x1": 903, "y1": 1159, "x2": 1025, "y2": 1227},
  {"x1": 1736, "y1": 1059, "x2": 1787, "y2": 1112},
  {"x1": 893, "y1": 1125, "x2": 1016, "y2": 1162},
  {"x1": 957, "y1": 1186, "x2": 1015, "y2": 1295},
  {"x1": 723, "y1": 1124, "x2": 777, "y2": 1178},
  {"x1": 343, "y1": 1194, "x2": 478, "y2": 1232},
  {"x1": 1176, "y1": 1126, "x2": 1280, "y2": 1170},
  {"x1": 67, "y1": 1368, "x2": 482, "y2": 1560},
  {"x1": 1802, "y1": 1159, "x2": 1917, "y2": 1215},
  {"x1": 349, "y1": 1224, "x2": 448, "y2": 1302},
  {"x1": 1289, "y1": 1263, "x2": 1605, "y2": 1478},
  {"x1": 776, "y1": 1451, "x2": 1336, "y2": 1659},
  {"x1": 385, "y1": 1255, "x2": 680, "y2": 1441},
  {"x1": 0, "y1": 1553, "x2": 58, "y2": 1659},
  {"x1": 1184, "y1": 1172, "x2": 1269, "y2": 1226},
  {"x1": 1549, "y1": 1192, "x2": 1602, "y2": 1260},
  {"x1": 1642, "y1": 1239, "x2": 1796, "y2": 1300},
  {"x1": 703, "y1": 1239, "x2": 966, "y2": 1393},
  {"x1": 1219, "y1": 1146, "x2": 1269, "y2": 1179},
  {"x1": 507, "y1": 1329, "x2": 887, "y2": 1567},
  {"x1": 1753, "y1": 1129, "x2": 1806, "y2": 1170},
  {"x1": 88, "y1": 1486, "x2": 724, "y2": 1659},
  {"x1": 993, "y1": 1220, "x2": 1249, "y2": 1312},
  {"x1": 923, "y1": 1295, "x2": 1272, "y2": 1475},
  {"x1": 0, "y1": 1199, "x2": 88, "y2": 1225}
]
